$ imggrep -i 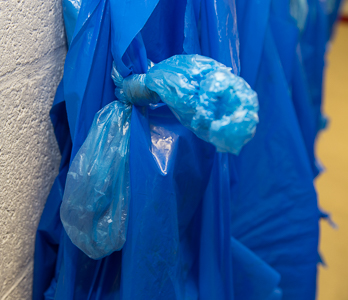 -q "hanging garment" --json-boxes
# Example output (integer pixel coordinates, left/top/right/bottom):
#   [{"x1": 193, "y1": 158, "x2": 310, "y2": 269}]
[
  {"x1": 60, "y1": 54, "x2": 259, "y2": 260},
  {"x1": 33, "y1": 0, "x2": 342, "y2": 299}
]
